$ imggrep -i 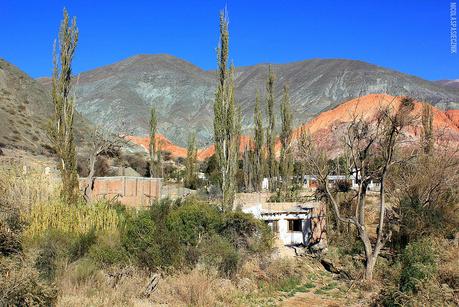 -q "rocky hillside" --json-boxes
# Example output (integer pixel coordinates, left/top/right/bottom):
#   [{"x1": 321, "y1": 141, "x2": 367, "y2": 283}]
[
  {"x1": 0, "y1": 59, "x2": 93, "y2": 156},
  {"x1": 38, "y1": 55, "x2": 459, "y2": 147},
  {"x1": 435, "y1": 79, "x2": 459, "y2": 89},
  {"x1": 288, "y1": 94, "x2": 459, "y2": 157}
]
